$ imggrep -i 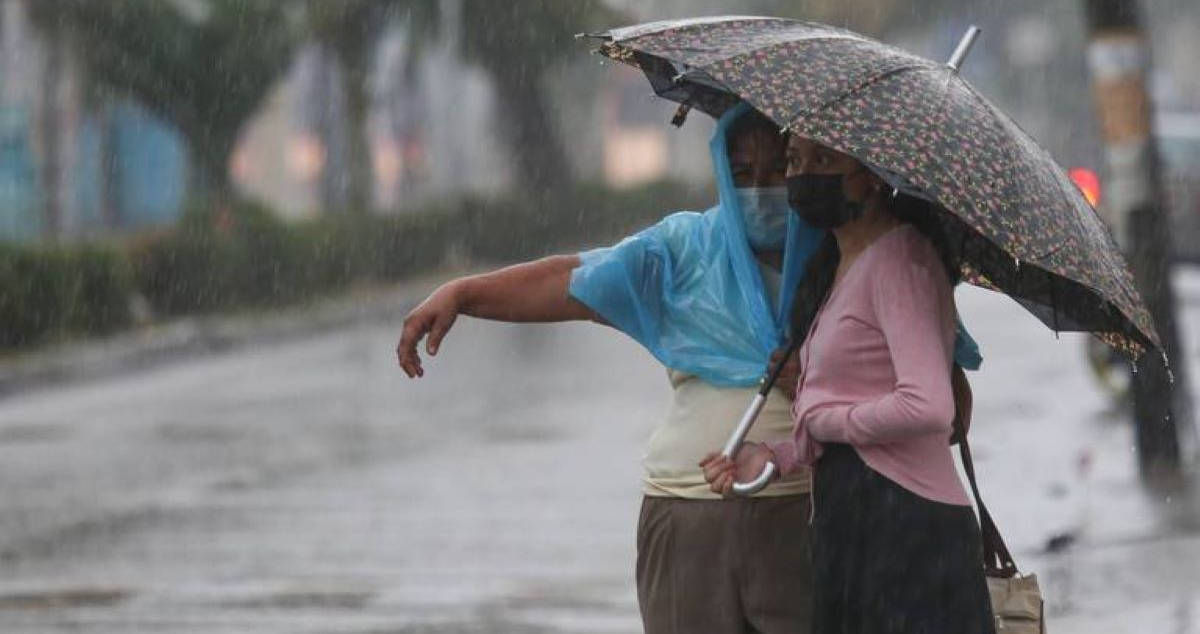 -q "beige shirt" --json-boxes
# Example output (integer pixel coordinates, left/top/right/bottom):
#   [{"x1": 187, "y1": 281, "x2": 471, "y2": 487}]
[
  {"x1": 642, "y1": 370, "x2": 812, "y2": 498},
  {"x1": 641, "y1": 260, "x2": 810, "y2": 499}
]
